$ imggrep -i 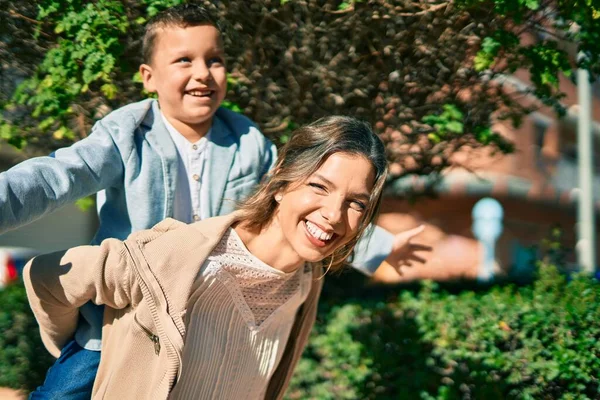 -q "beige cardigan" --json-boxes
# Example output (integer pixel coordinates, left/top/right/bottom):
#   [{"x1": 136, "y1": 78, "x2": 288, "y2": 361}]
[{"x1": 24, "y1": 213, "x2": 323, "y2": 399}]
